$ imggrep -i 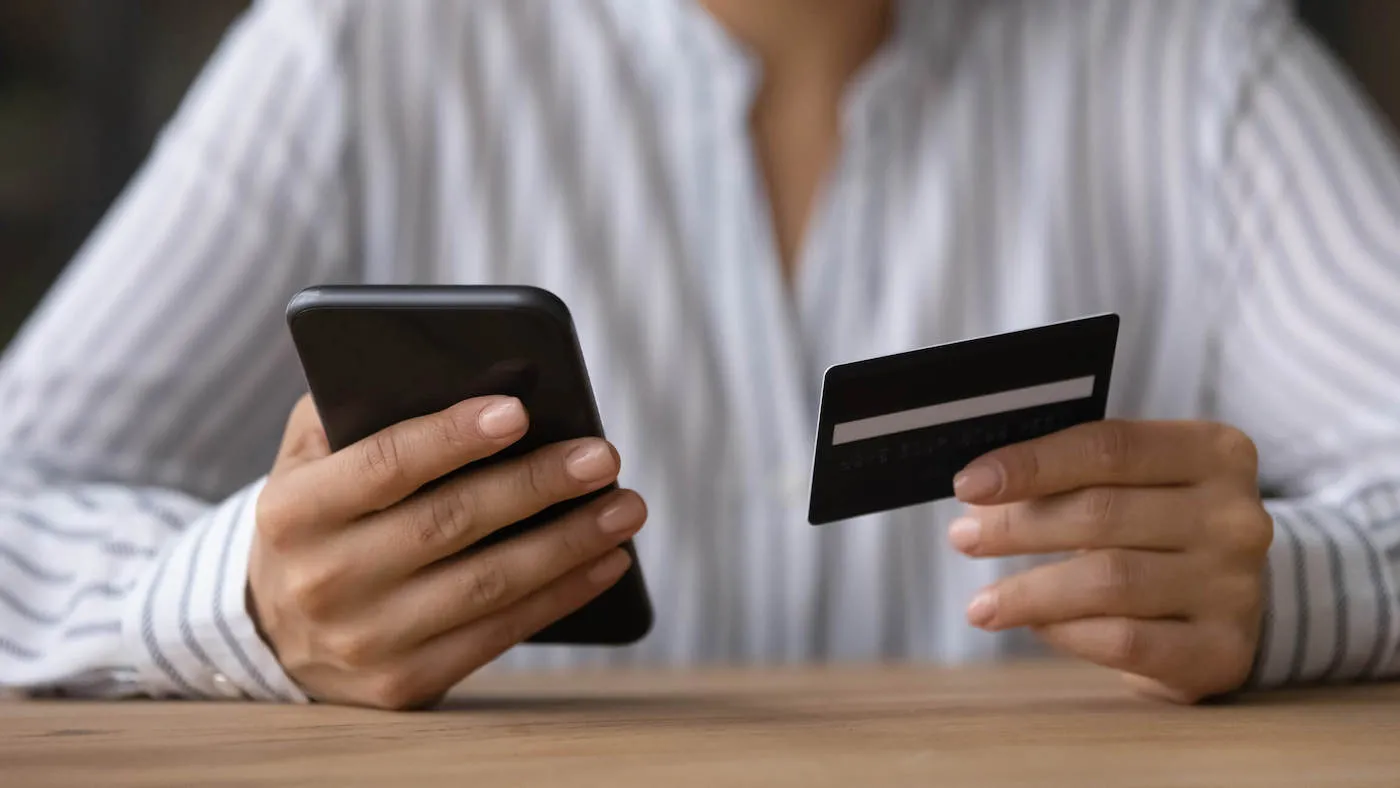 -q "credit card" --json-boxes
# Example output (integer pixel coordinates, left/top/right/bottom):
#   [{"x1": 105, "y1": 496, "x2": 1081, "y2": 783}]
[{"x1": 807, "y1": 314, "x2": 1119, "y2": 525}]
